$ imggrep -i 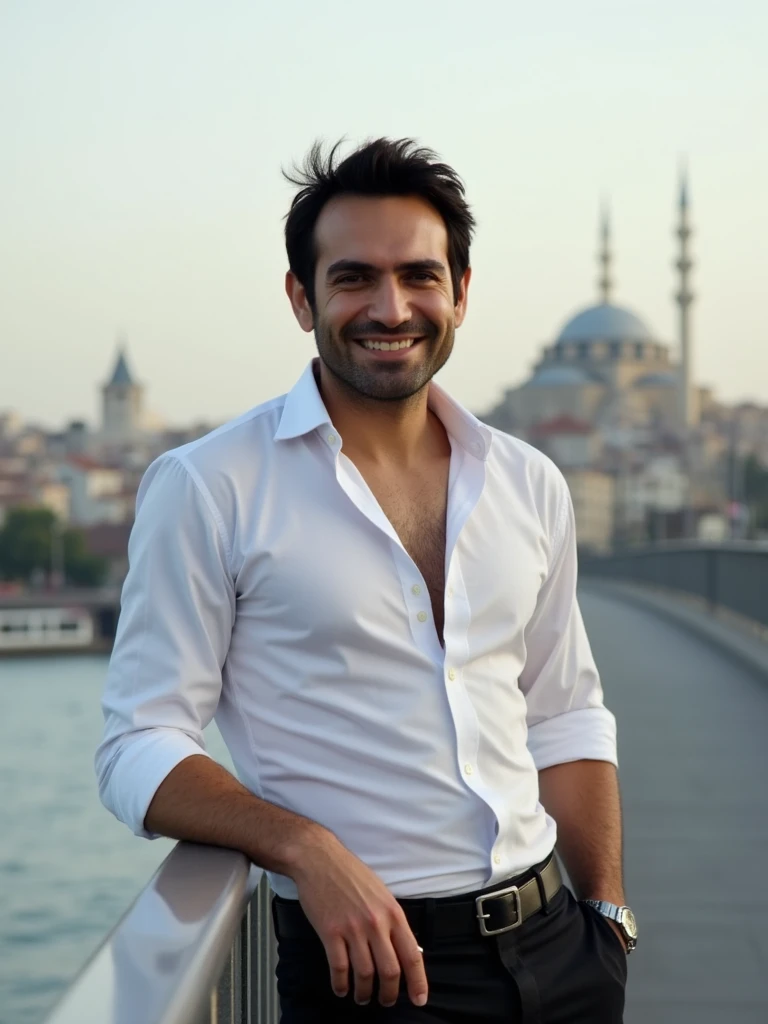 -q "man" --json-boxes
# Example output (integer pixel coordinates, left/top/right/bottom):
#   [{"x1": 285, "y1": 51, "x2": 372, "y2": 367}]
[{"x1": 97, "y1": 138, "x2": 636, "y2": 1023}]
